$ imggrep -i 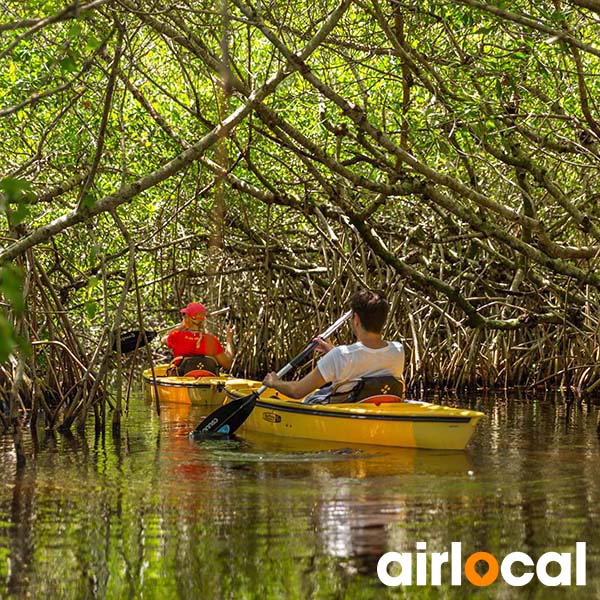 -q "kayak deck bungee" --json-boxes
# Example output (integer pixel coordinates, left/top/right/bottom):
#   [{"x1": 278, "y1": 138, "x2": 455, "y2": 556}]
[
  {"x1": 223, "y1": 380, "x2": 484, "y2": 450},
  {"x1": 142, "y1": 364, "x2": 231, "y2": 405}
]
